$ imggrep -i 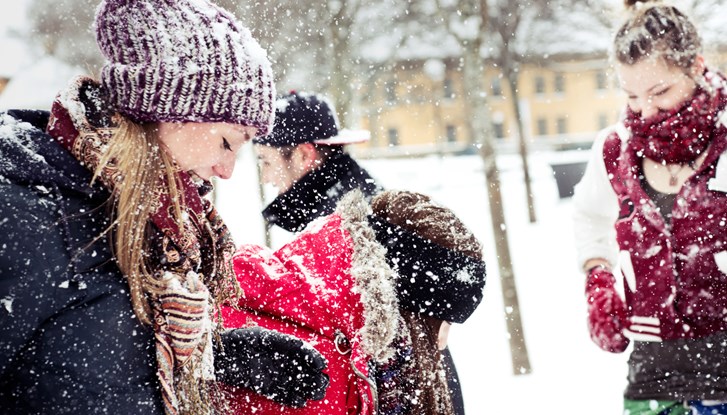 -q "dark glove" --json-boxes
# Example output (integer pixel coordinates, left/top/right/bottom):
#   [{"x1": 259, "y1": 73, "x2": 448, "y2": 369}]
[
  {"x1": 214, "y1": 326, "x2": 329, "y2": 407},
  {"x1": 585, "y1": 266, "x2": 630, "y2": 353}
]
